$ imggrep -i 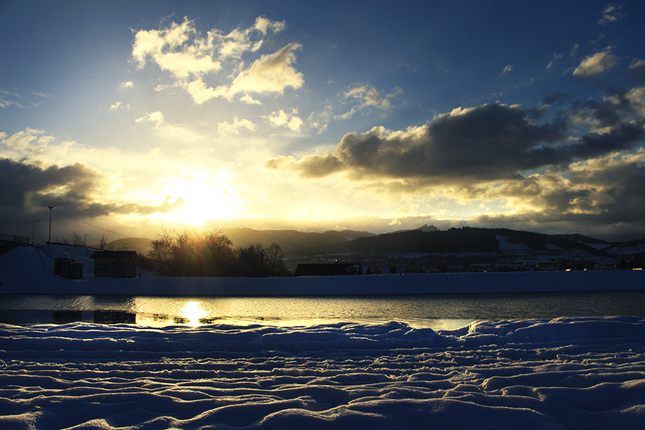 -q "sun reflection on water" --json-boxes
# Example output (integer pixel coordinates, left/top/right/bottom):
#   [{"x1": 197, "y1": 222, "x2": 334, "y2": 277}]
[{"x1": 179, "y1": 301, "x2": 207, "y2": 326}]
